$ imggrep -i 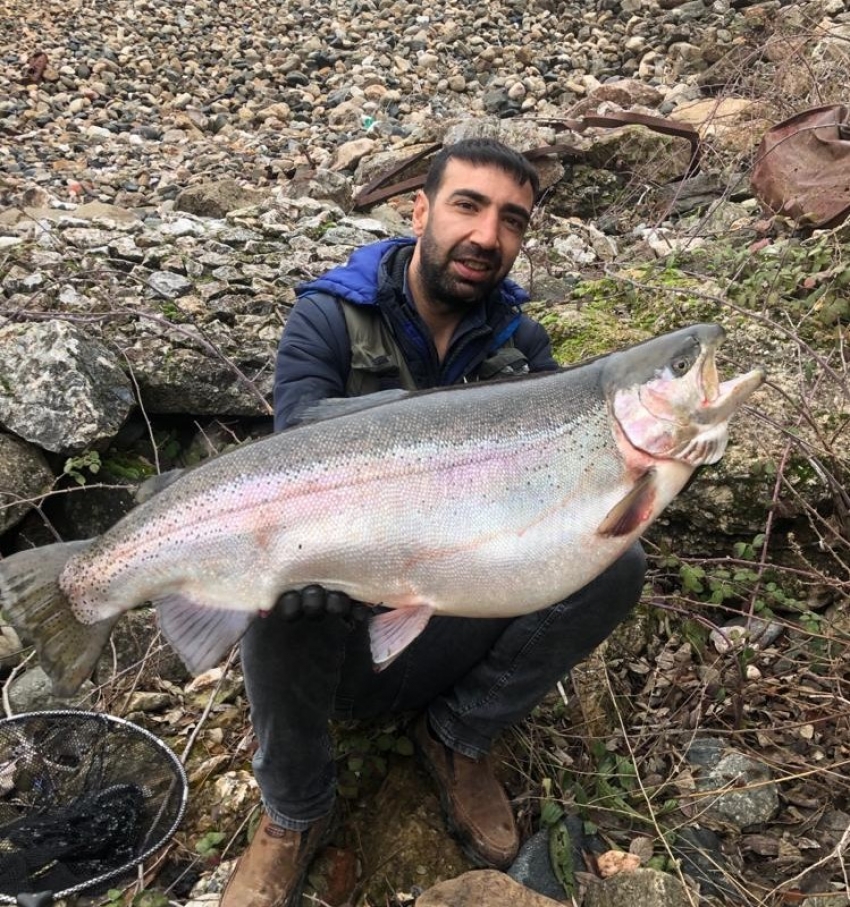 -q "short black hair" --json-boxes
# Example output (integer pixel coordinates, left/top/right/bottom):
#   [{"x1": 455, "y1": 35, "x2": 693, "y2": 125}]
[{"x1": 422, "y1": 138, "x2": 540, "y2": 201}]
